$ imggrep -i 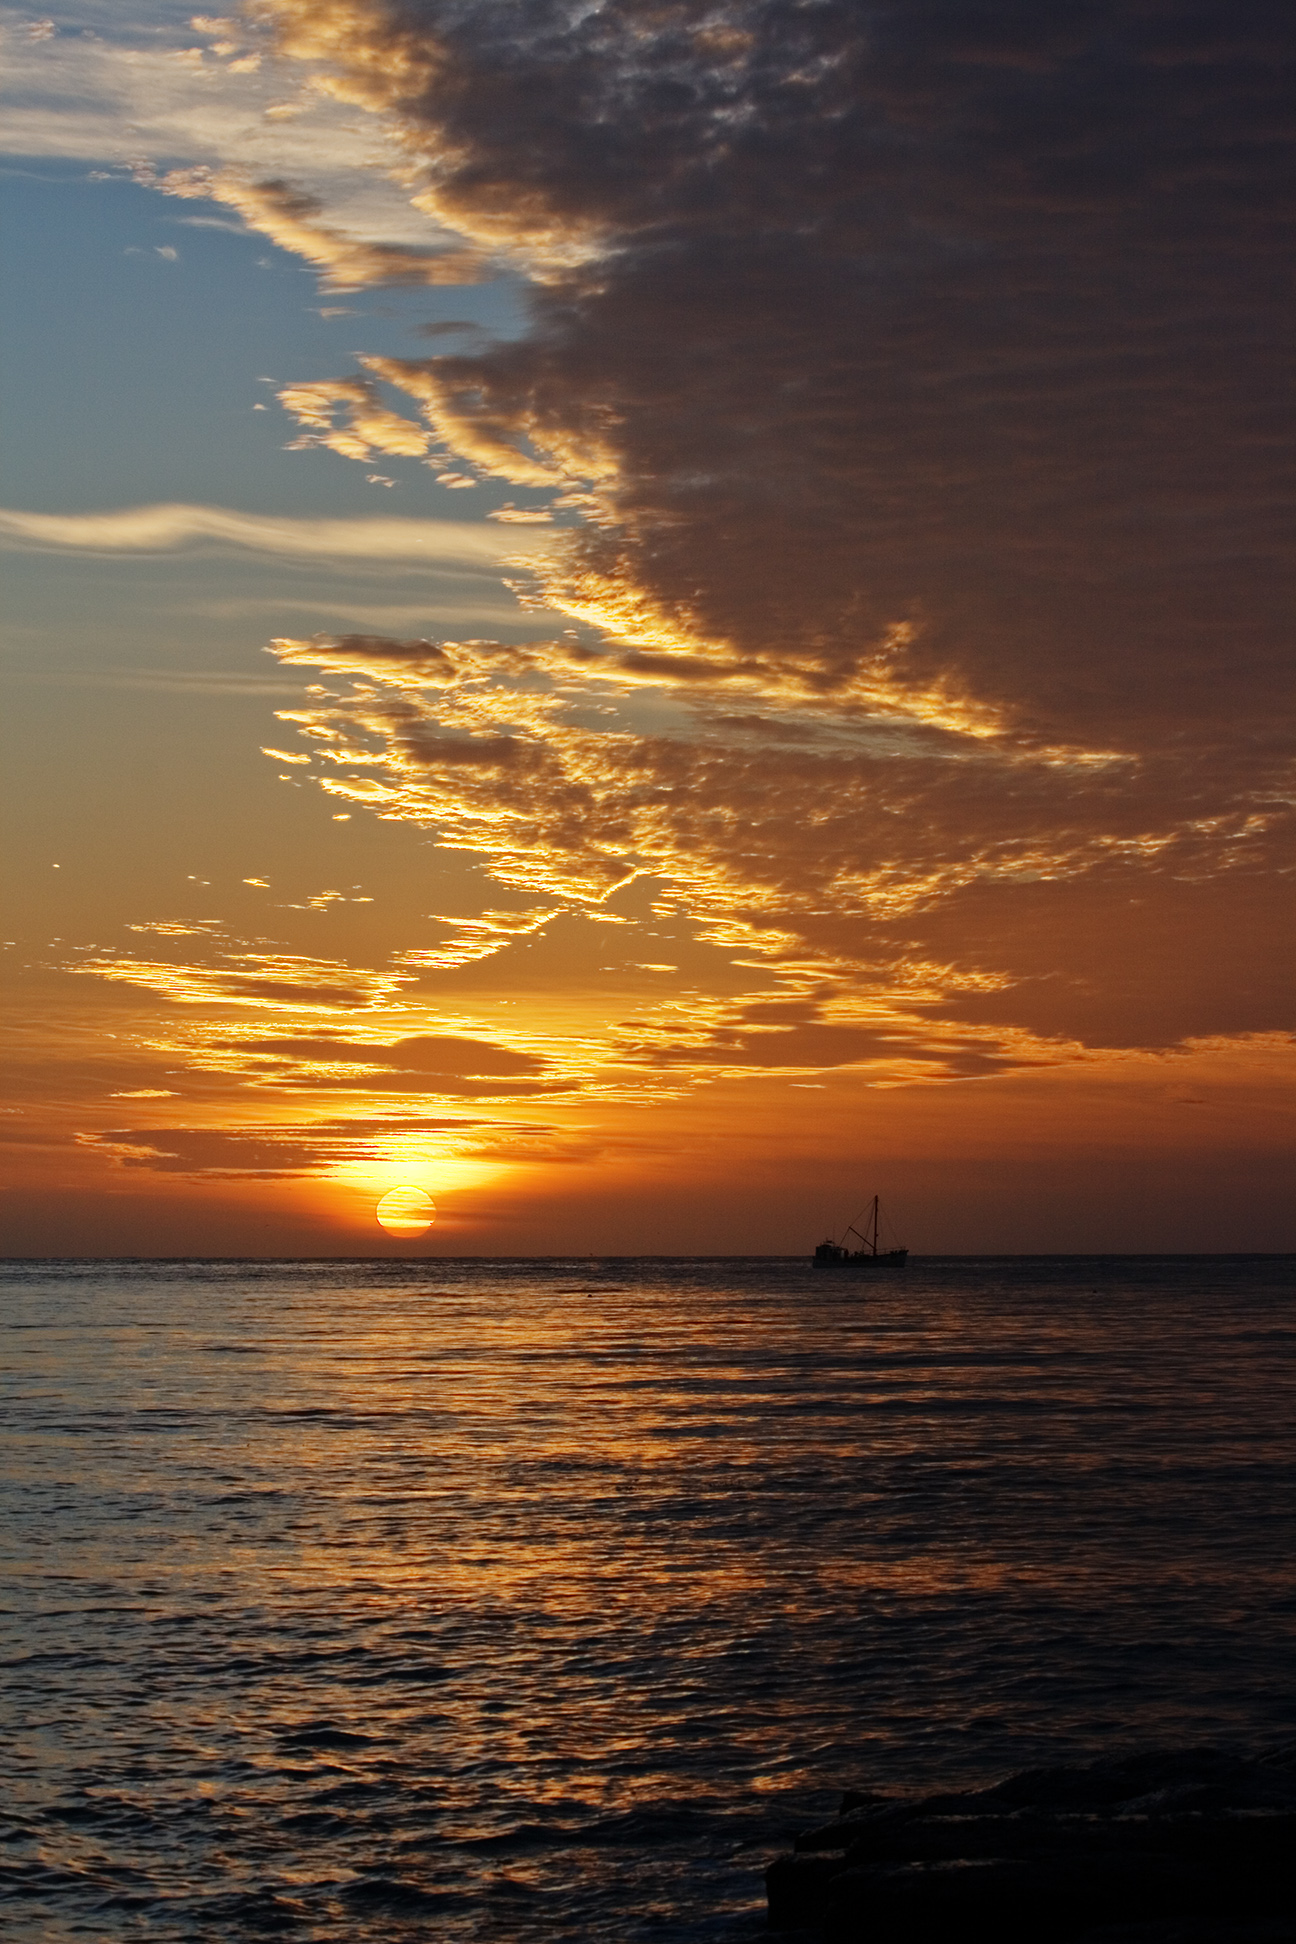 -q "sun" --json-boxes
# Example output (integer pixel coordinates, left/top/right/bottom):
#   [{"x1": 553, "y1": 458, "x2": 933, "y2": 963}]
[{"x1": 375, "y1": 1186, "x2": 436, "y2": 1237}]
